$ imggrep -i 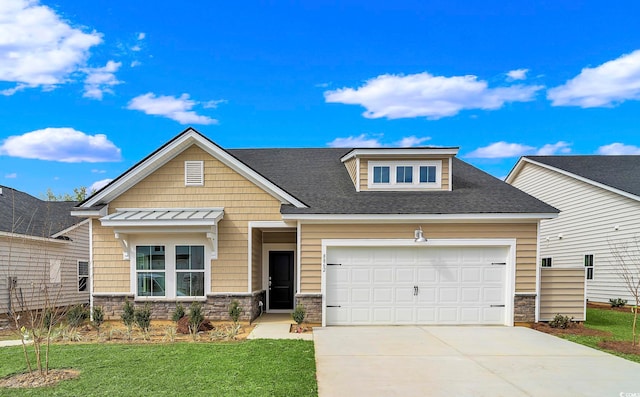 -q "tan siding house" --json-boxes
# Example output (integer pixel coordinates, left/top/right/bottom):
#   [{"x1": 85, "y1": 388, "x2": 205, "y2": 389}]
[
  {"x1": 508, "y1": 156, "x2": 640, "y2": 313},
  {"x1": 73, "y1": 128, "x2": 561, "y2": 325},
  {"x1": 1, "y1": 187, "x2": 90, "y2": 318}
]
